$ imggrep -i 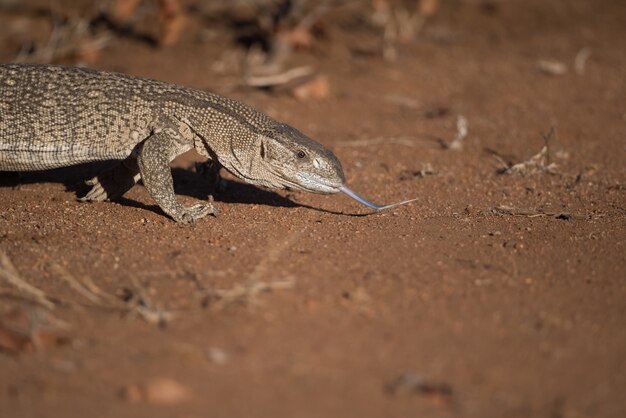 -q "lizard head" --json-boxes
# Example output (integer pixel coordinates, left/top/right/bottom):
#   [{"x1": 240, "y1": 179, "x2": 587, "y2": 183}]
[
  {"x1": 257, "y1": 124, "x2": 417, "y2": 211},
  {"x1": 258, "y1": 124, "x2": 346, "y2": 194}
]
